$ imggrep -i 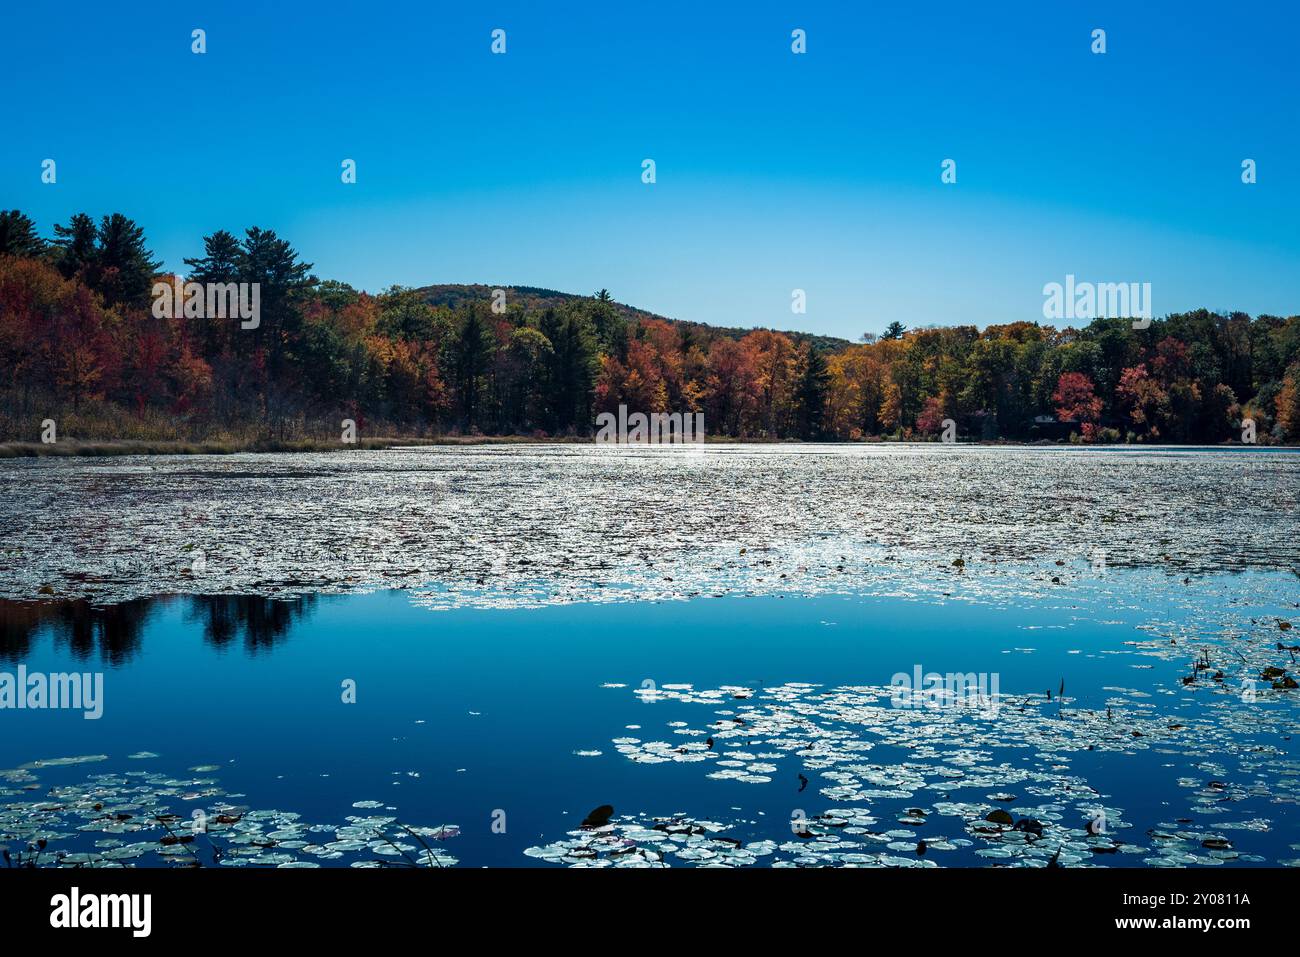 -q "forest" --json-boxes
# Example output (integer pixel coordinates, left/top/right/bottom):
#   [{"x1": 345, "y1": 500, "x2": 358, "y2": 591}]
[{"x1": 1, "y1": 208, "x2": 1298, "y2": 445}]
